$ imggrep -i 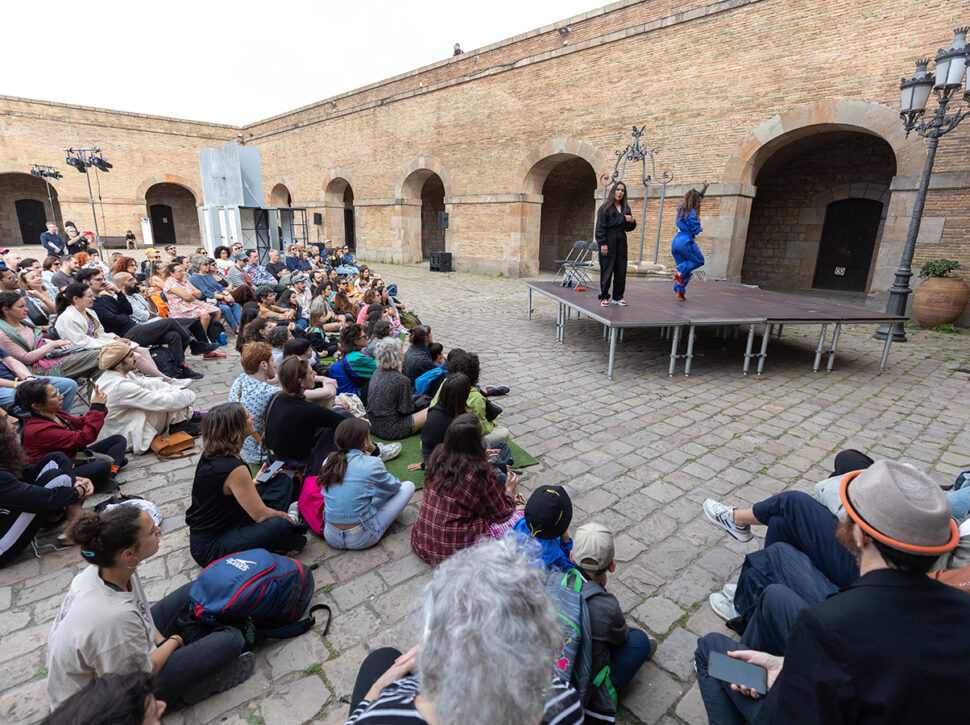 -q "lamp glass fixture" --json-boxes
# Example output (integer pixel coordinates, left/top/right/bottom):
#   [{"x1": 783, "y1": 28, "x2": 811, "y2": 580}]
[
  {"x1": 934, "y1": 28, "x2": 969, "y2": 88},
  {"x1": 900, "y1": 60, "x2": 934, "y2": 113}
]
